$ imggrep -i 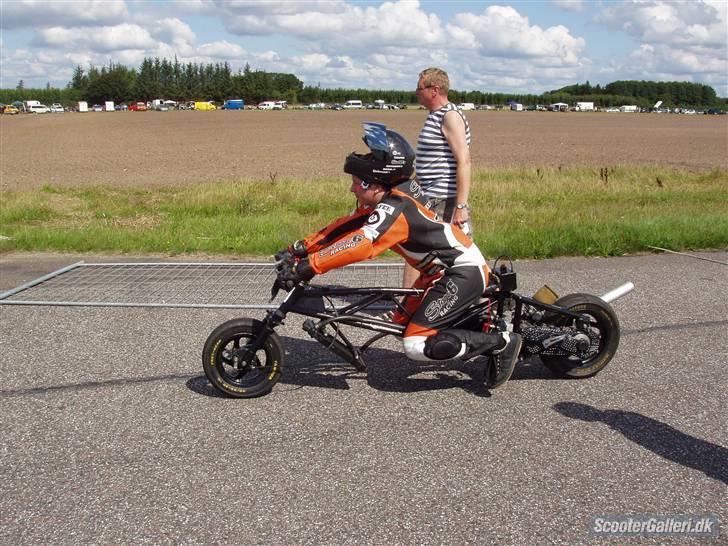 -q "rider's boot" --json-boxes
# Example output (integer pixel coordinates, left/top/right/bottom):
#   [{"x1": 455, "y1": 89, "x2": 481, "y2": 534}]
[
  {"x1": 446, "y1": 329, "x2": 522, "y2": 388},
  {"x1": 485, "y1": 332, "x2": 523, "y2": 389}
]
